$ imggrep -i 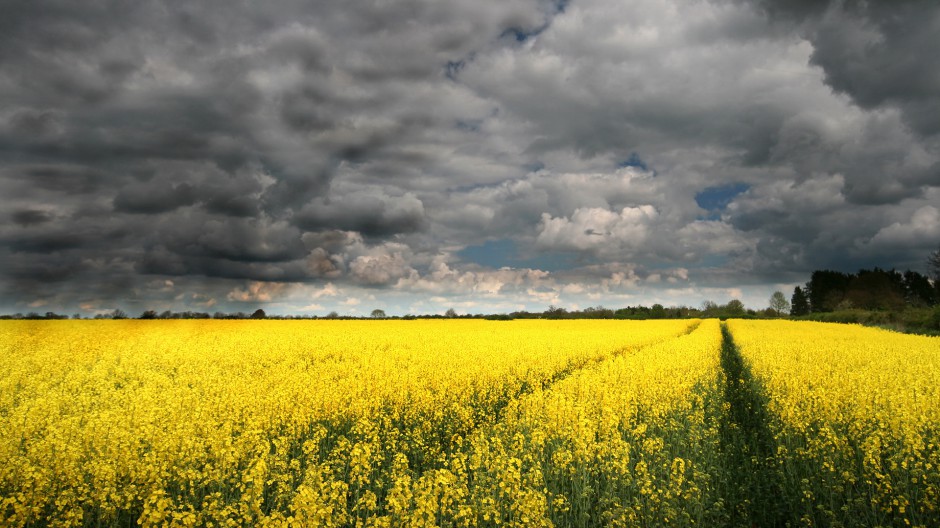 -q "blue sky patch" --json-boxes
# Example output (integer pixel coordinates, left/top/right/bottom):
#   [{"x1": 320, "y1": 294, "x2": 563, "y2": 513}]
[
  {"x1": 445, "y1": 60, "x2": 465, "y2": 80},
  {"x1": 695, "y1": 183, "x2": 749, "y2": 213},
  {"x1": 519, "y1": 251, "x2": 584, "y2": 272},
  {"x1": 500, "y1": 2, "x2": 569, "y2": 44},
  {"x1": 455, "y1": 118, "x2": 482, "y2": 132},
  {"x1": 457, "y1": 239, "x2": 516, "y2": 268},
  {"x1": 524, "y1": 161, "x2": 545, "y2": 173},
  {"x1": 457, "y1": 238, "x2": 584, "y2": 271},
  {"x1": 698, "y1": 253, "x2": 730, "y2": 268},
  {"x1": 501, "y1": 27, "x2": 544, "y2": 43},
  {"x1": 618, "y1": 152, "x2": 650, "y2": 172}
]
